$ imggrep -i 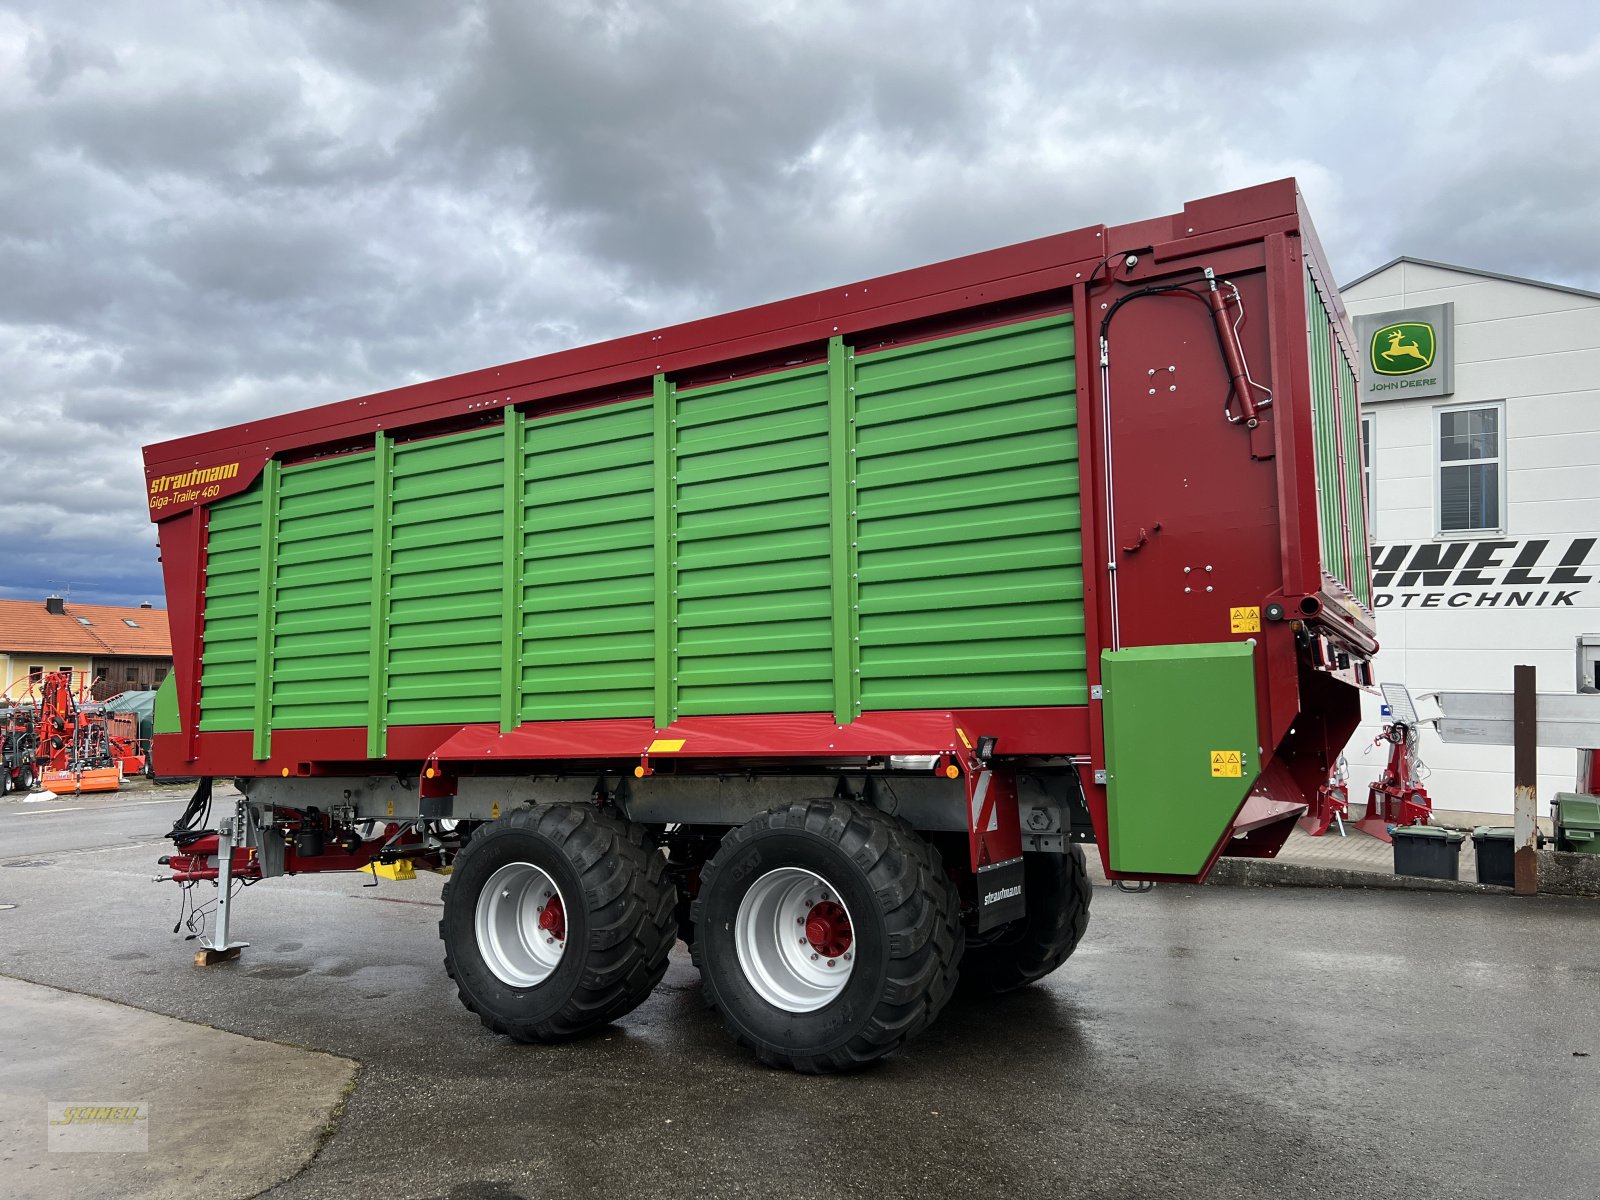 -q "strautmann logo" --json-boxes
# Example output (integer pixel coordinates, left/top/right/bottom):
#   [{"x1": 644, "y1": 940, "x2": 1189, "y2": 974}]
[{"x1": 1370, "y1": 321, "x2": 1436, "y2": 376}]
